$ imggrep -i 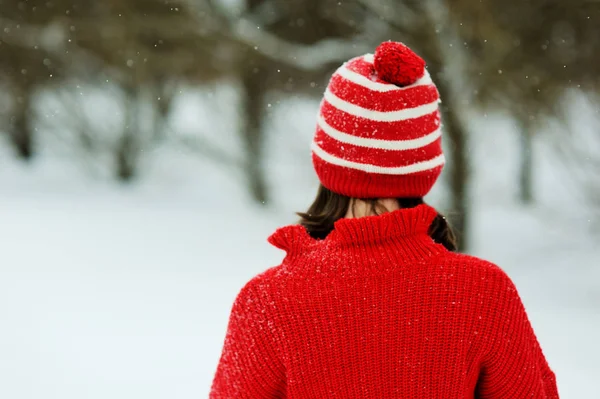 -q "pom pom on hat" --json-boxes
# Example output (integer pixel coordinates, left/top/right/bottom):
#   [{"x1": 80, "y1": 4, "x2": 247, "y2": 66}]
[{"x1": 374, "y1": 41, "x2": 426, "y2": 87}]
